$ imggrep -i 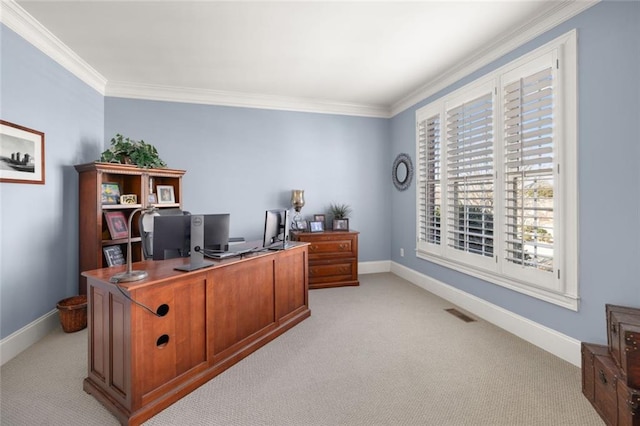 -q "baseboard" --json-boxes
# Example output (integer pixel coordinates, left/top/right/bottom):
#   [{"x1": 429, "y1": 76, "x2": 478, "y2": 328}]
[
  {"x1": 0, "y1": 309, "x2": 60, "y2": 366},
  {"x1": 358, "y1": 260, "x2": 391, "y2": 275},
  {"x1": 389, "y1": 261, "x2": 582, "y2": 367}
]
